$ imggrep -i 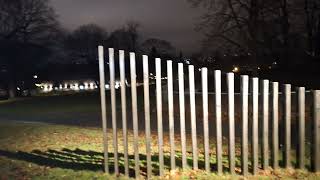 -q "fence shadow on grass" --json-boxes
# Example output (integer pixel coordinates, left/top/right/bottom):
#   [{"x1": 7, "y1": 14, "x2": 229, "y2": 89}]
[
  {"x1": 0, "y1": 148, "x2": 238, "y2": 177},
  {"x1": 0, "y1": 148, "x2": 138, "y2": 177},
  {"x1": 1, "y1": 147, "x2": 311, "y2": 177}
]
